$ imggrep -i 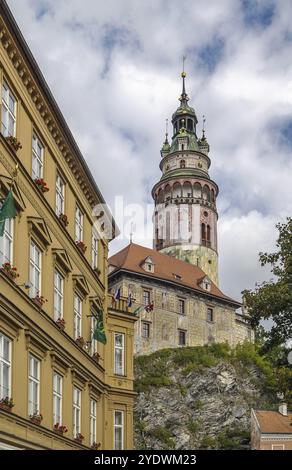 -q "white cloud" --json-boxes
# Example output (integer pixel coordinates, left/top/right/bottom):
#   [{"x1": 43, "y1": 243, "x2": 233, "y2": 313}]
[{"x1": 6, "y1": 0, "x2": 292, "y2": 299}]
